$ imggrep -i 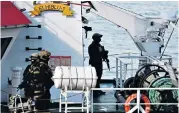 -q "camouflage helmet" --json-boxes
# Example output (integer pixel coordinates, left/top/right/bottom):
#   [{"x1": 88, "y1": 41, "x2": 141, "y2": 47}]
[
  {"x1": 39, "y1": 50, "x2": 51, "y2": 60},
  {"x1": 30, "y1": 53, "x2": 39, "y2": 59}
]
